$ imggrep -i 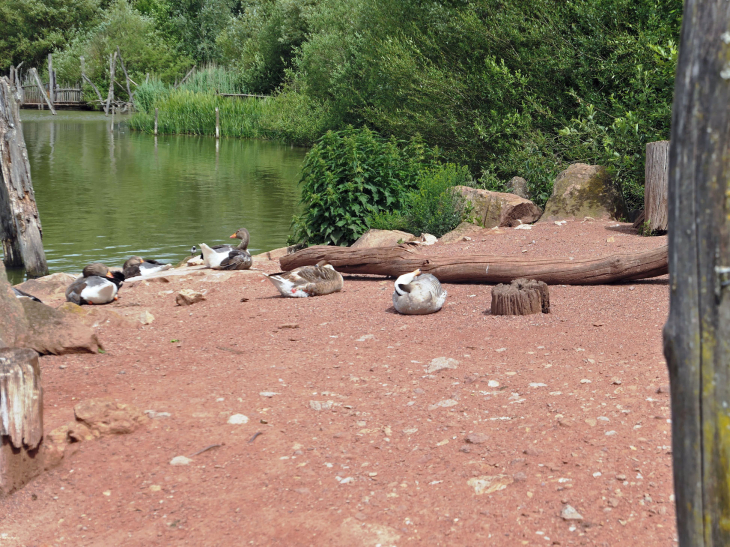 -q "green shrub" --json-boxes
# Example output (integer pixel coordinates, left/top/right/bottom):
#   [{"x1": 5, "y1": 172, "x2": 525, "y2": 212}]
[
  {"x1": 370, "y1": 164, "x2": 472, "y2": 237},
  {"x1": 291, "y1": 127, "x2": 440, "y2": 246}
]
